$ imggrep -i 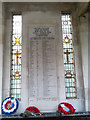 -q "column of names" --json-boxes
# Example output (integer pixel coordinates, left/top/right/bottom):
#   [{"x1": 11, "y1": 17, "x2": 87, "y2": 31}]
[{"x1": 29, "y1": 26, "x2": 57, "y2": 99}]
